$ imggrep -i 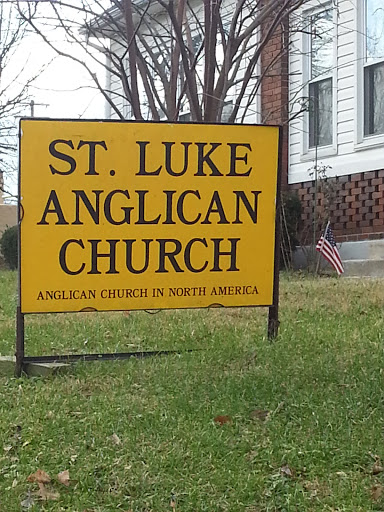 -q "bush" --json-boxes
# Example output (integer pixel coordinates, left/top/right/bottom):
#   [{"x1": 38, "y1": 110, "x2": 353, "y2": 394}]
[
  {"x1": 280, "y1": 191, "x2": 302, "y2": 269},
  {"x1": 0, "y1": 225, "x2": 18, "y2": 270}
]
